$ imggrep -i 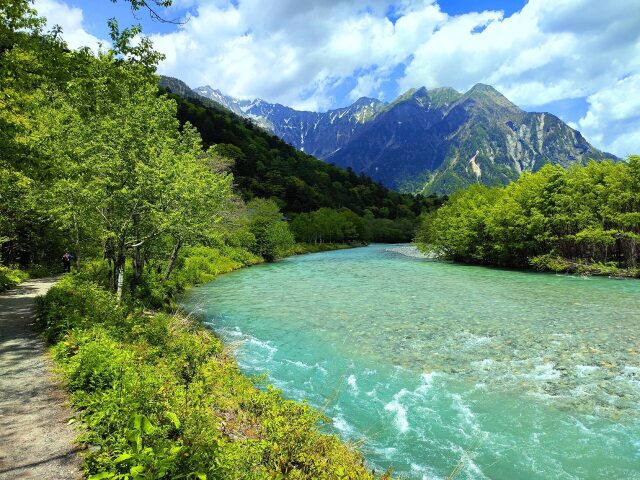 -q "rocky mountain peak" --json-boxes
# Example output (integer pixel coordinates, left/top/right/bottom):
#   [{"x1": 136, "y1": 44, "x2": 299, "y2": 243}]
[
  {"x1": 463, "y1": 83, "x2": 521, "y2": 113},
  {"x1": 426, "y1": 87, "x2": 462, "y2": 107},
  {"x1": 351, "y1": 96, "x2": 384, "y2": 108},
  {"x1": 181, "y1": 77, "x2": 616, "y2": 194}
]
